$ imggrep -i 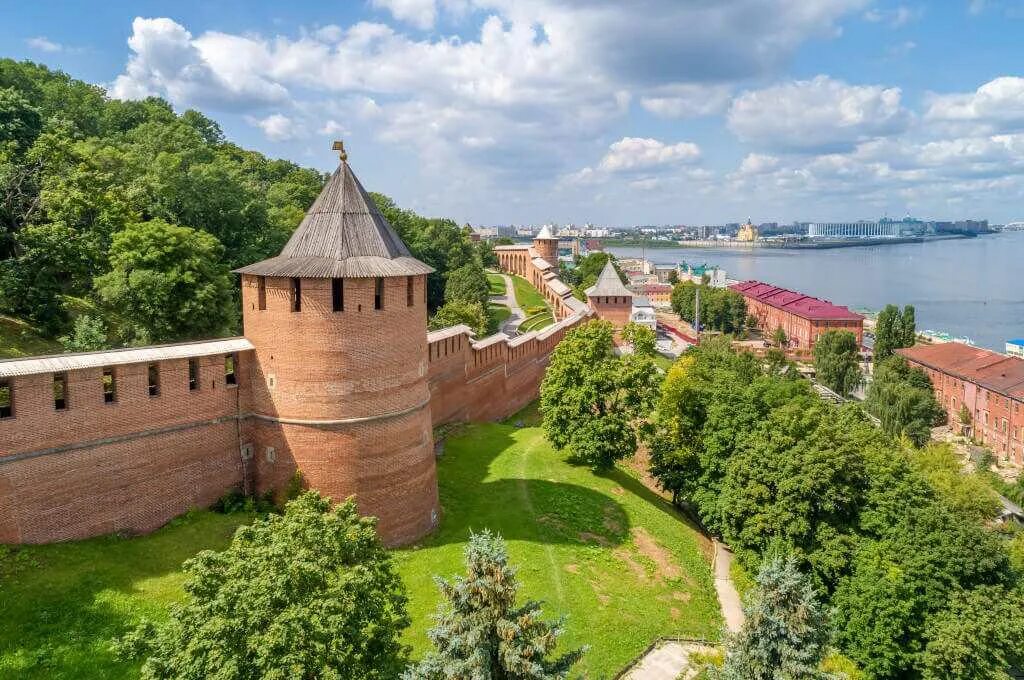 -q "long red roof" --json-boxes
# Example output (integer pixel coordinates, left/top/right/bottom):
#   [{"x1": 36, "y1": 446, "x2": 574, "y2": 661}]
[
  {"x1": 898, "y1": 343, "x2": 1024, "y2": 400},
  {"x1": 729, "y1": 280, "x2": 864, "y2": 322}
]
